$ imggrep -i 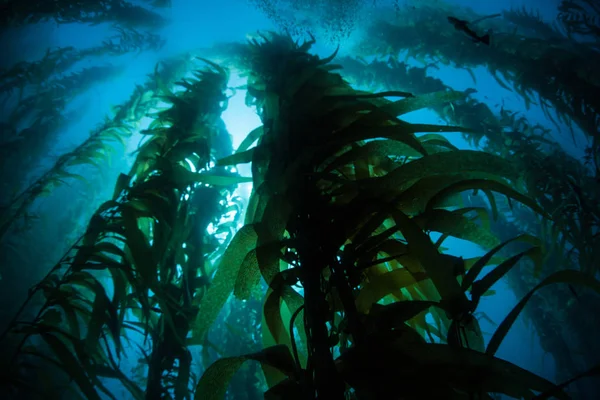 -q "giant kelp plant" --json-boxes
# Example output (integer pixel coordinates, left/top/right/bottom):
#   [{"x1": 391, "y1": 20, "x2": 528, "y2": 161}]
[
  {"x1": 354, "y1": 1, "x2": 600, "y2": 166},
  {"x1": 0, "y1": 0, "x2": 170, "y2": 328},
  {"x1": 0, "y1": 0, "x2": 168, "y2": 29},
  {"x1": 330, "y1": 53, "x2": 600, "y2": 392},
  {"x1": 2, "y1": 0, "x2": 600, "y2": 399},
  {"x1": 0, "y1": 58, "x2": 246, "y2": 399},
  {"x1": 190, "y1": 33, "x2": 599, "y2": 399}
]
